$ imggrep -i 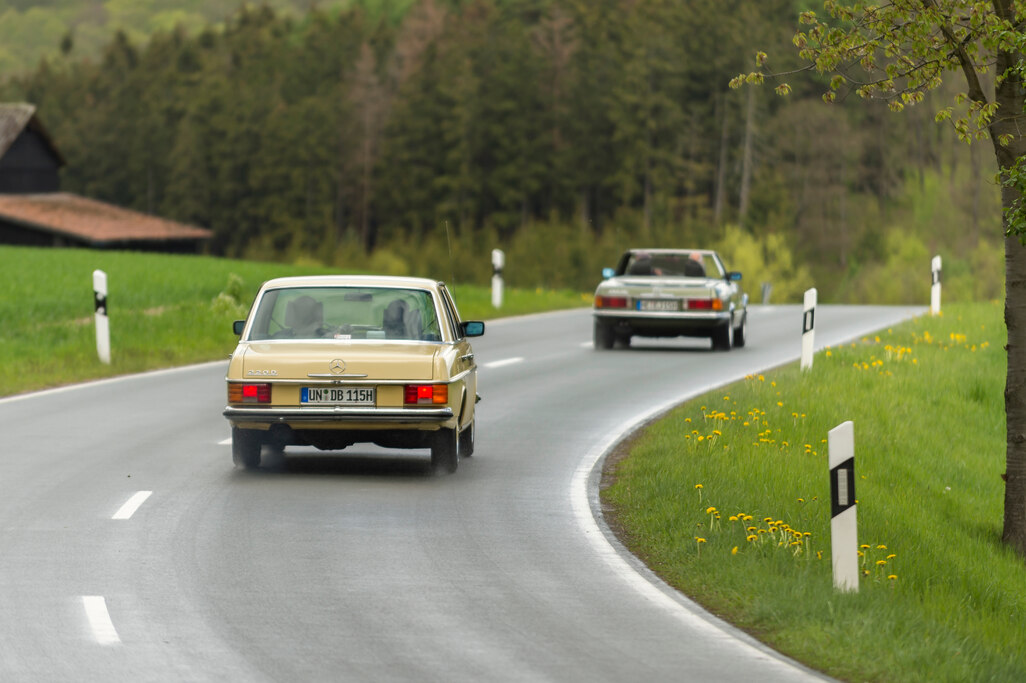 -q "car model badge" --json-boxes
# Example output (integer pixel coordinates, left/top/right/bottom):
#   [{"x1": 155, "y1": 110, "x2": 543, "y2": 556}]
[{"x1": 329, "y1": 359, "x2": 346, "y2": 375}]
